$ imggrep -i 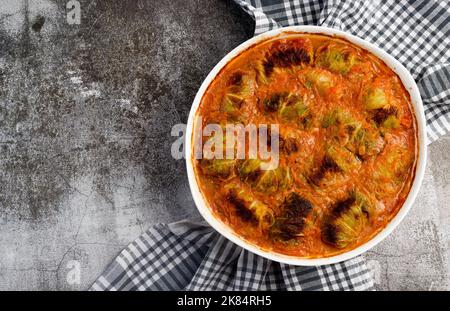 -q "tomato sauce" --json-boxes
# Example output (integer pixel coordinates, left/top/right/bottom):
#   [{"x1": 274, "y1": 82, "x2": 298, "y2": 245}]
[{"x1": 193, "y1": 33, "x2": 418, "y2": 258}]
